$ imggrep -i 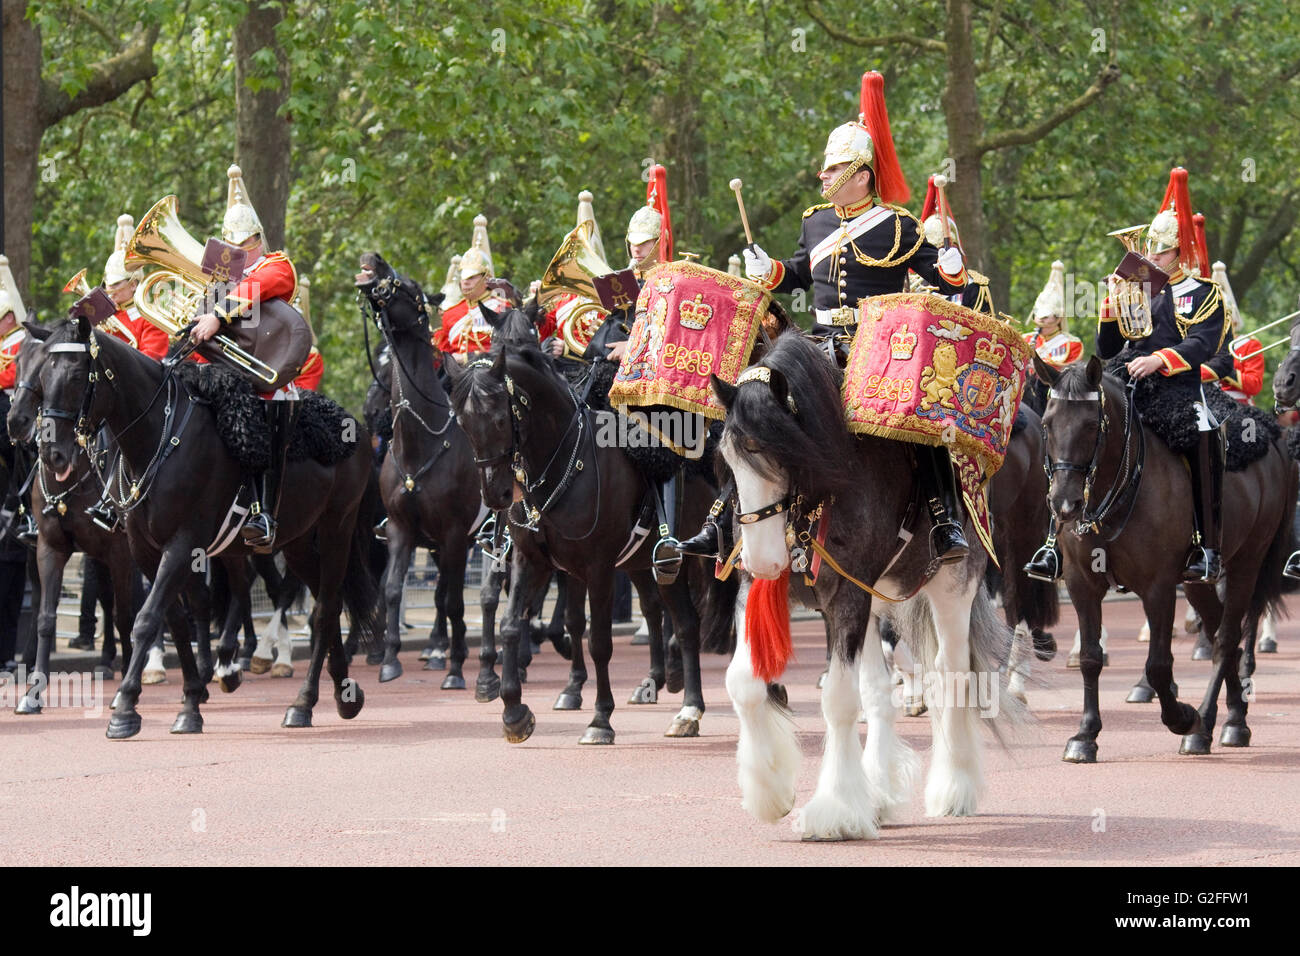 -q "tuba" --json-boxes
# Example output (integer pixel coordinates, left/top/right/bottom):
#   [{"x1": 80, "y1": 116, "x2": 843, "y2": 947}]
[
  {"x1": 539, "y1": 219, "x2": 613, "y2": 360},
  {"x1": 124, "y1": 195, "x2": 280, "y2": 384},
  {"x1": 63, "y1": 268, "x2": 134, "y2": 342},
  {"x1": 1106, "y1": 224, "x2": 1156, "y2": 340}
]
